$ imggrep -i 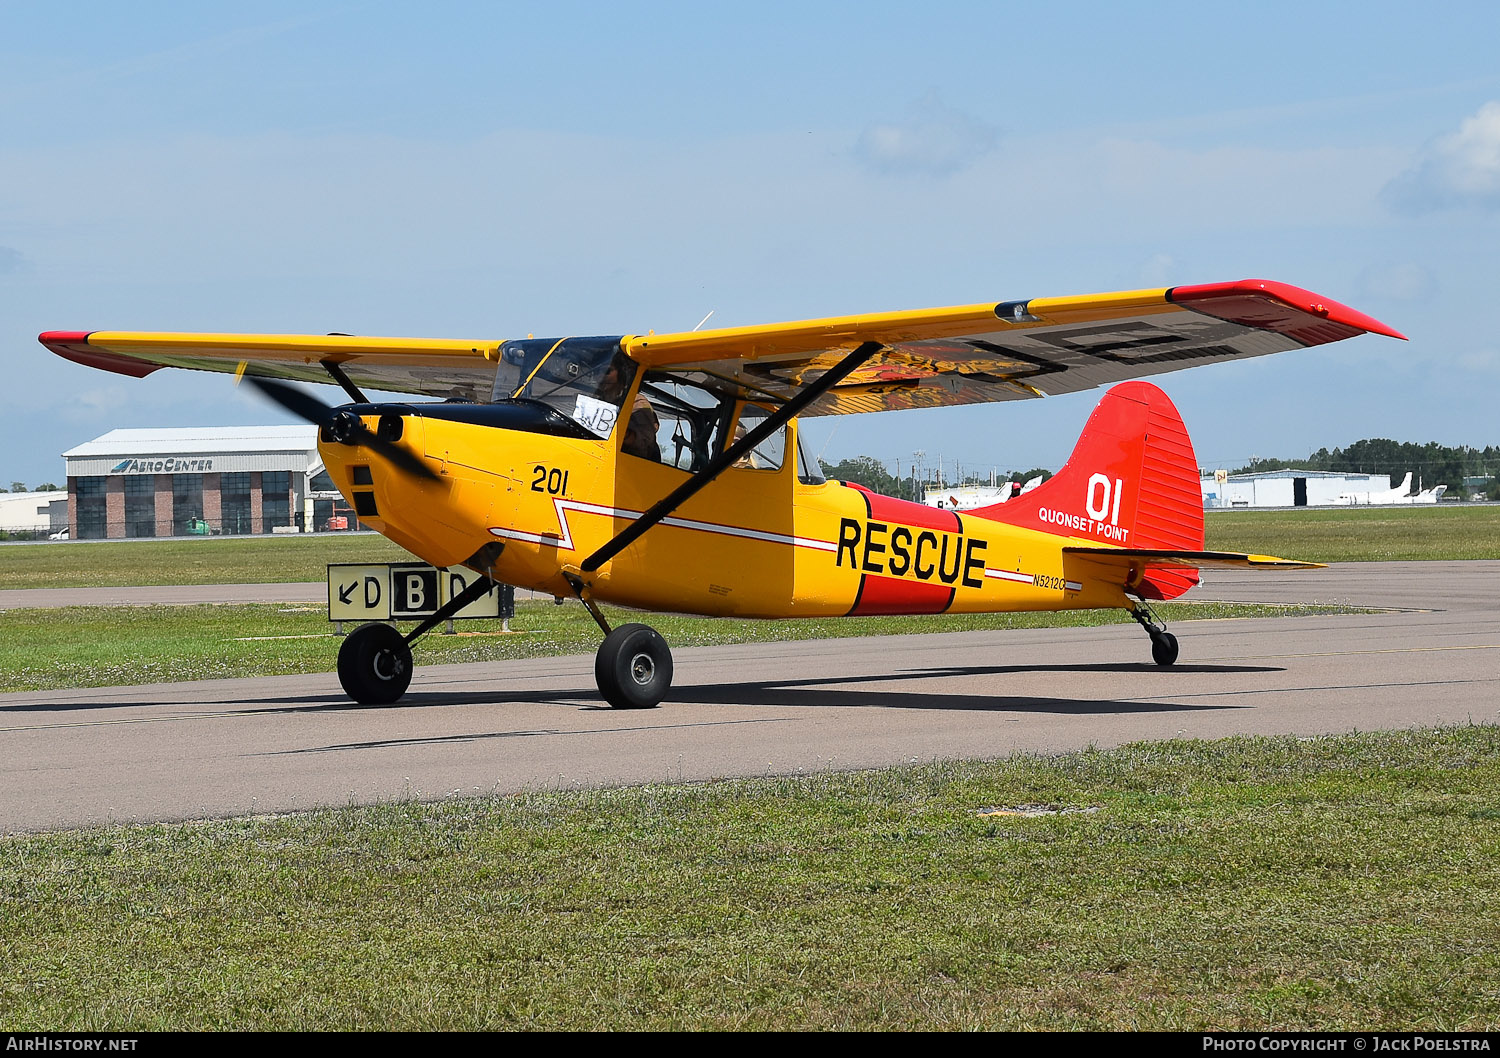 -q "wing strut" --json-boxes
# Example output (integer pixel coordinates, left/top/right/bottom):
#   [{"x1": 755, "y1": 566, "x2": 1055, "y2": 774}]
[
  {"x1": 401, "y1": 574, "x2": 498, "y2": 644},
  {"x1": 321, "y1": 359, "x2": 369, "y2": 404},
  {"x1": 579, "y1": 341, "x2": 883, "y2": 574}
]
